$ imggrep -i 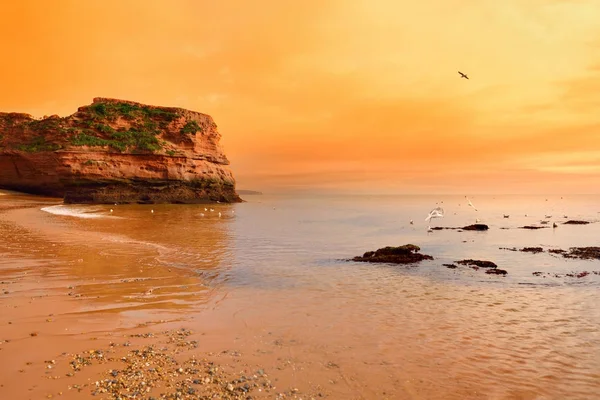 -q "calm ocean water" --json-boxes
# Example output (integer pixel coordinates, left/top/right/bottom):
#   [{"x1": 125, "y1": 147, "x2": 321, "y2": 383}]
[{"x1": 1, "y1": 191, "x2": 600, "y2": 398}]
